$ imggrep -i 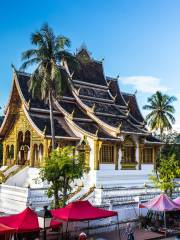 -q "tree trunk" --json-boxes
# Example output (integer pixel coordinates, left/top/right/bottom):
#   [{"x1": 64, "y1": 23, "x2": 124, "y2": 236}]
[
  {"x1": 62, "y1": 178, "x2": 68, "y2": 207},
  {"x1": 54, "y1": 189, "x2": 59, "y2": 208},
  {"x1": 49, "y1": 91, "x2": 55, "y2": 150}
]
